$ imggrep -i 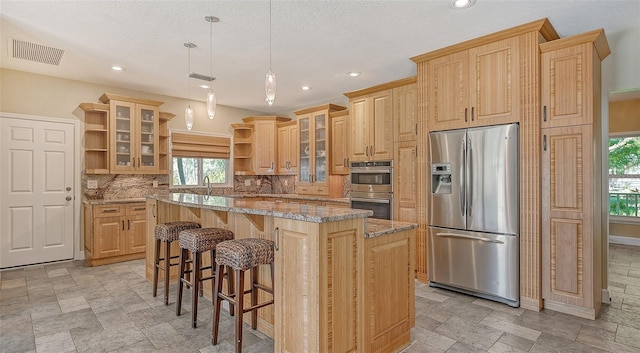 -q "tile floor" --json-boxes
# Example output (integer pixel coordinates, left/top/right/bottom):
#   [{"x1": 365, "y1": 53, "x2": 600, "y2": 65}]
[{"x1": 1, "y1": 244, "x2": 640, "y2": 353}]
